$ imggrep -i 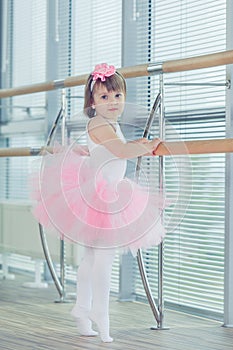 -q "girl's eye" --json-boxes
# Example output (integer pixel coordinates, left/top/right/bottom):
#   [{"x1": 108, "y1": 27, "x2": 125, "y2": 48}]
[
  {"x1": 116, "y1": 93, "x2": 122, "y2": 98},
  {"x1": 101, "y1": 95, "x2": 108, "y2": 100}
]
